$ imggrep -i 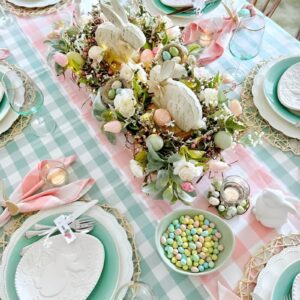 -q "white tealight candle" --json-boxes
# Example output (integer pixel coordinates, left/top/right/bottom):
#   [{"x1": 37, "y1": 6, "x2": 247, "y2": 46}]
[
  {"x1": 223, "y1": 187, "x2": 240, "y2": 203},
  {"x1": 47, "y1": 168, "x2": 67, "y2": 187}
]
